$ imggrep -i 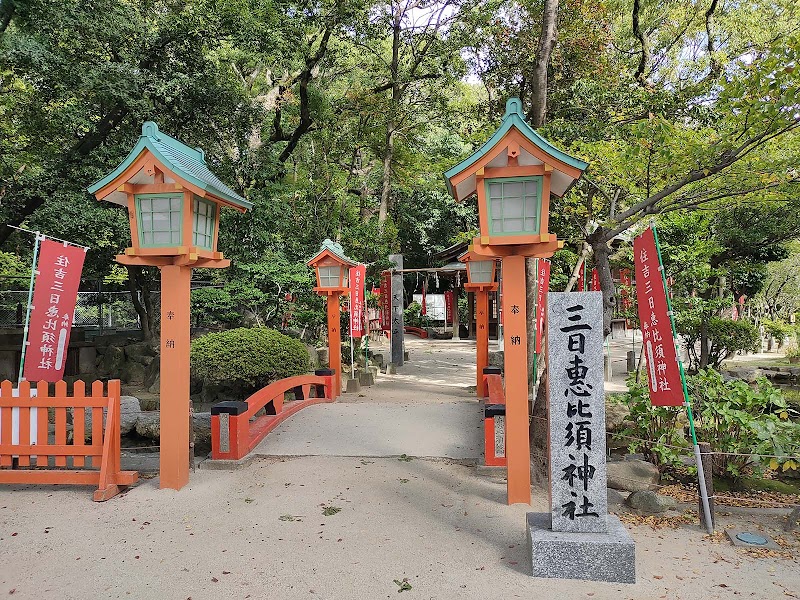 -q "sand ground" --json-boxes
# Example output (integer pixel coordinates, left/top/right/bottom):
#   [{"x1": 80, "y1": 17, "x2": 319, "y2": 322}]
[{"x1": 2, "y1": 338, "x2": 798, "y2": 599}]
